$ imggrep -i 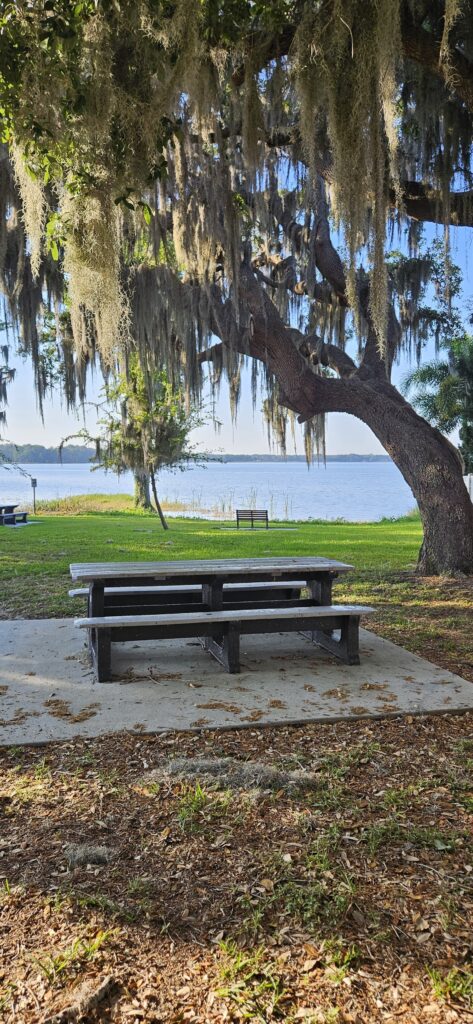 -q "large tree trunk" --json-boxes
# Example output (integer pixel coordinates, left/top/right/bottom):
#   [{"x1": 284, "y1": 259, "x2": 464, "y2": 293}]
[
  {"x1": 355, "y1": 380, "x2": 473, "y2": 574},
  {"x1": 287, "y1": 364, "x2": 473, "y2": 574},
  {"x1": 134, "y1": 470, "x2": 152, "y2": 510}
]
